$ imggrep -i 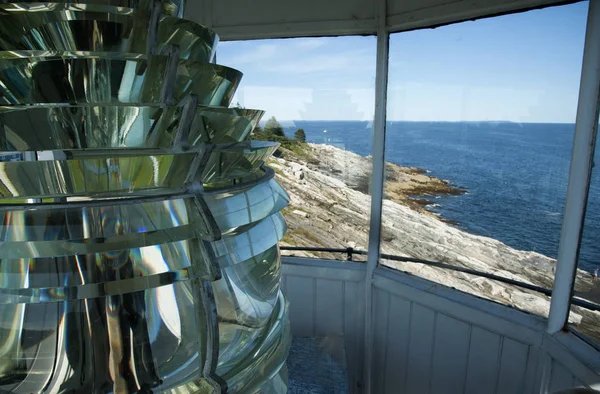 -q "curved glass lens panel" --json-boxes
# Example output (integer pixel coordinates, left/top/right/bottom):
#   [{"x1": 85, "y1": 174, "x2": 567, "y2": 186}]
[
  {"x1": 0, "y1": 1, "x2": 185, "y2": 17},
  {"x1": 0, "y1": 5, "x2": 210, "y2": 59},
  {"x1": 190, "y1": 107, "x2": 265, "y2": 145},
  {"x1": 216, "y1": 246, "x2": 282, "y2": 365},
  {"x1": 0, "y1": 196, "x2": 213, "y2": 253},
  {"x1": 212, "y1": 213, "x2": 286, "y2": 266},
  {"x1": 0, "y1": 280, "x2": 208, "y2": 393},
  {"x1": 0, "y1": 56, "x2": 241, "y2": 107},
  {"x1": 220, "y1": 245, "x2": 282, "y2": 326},
  {"x1": 204, "y1": 176, "x2": 290, "y2": 232},
  {"x1": 0, "y1": 105, "x2": 263, "y2": 150},
  {"x1": 0, "y1": 150, "x2": 197, "y2": 200},
  {"x1": 219, "y1": 292, "x2": 290, "y2": 393},
  {"x1": 0, "y1": 1, "x2": 290, "y2": 392},
  {"x1": 0, "y1": 143, "x2": 279, "y2": 200},
  {"x1": 200, "y1": 141, "x2": 279, "y2": 185}
]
